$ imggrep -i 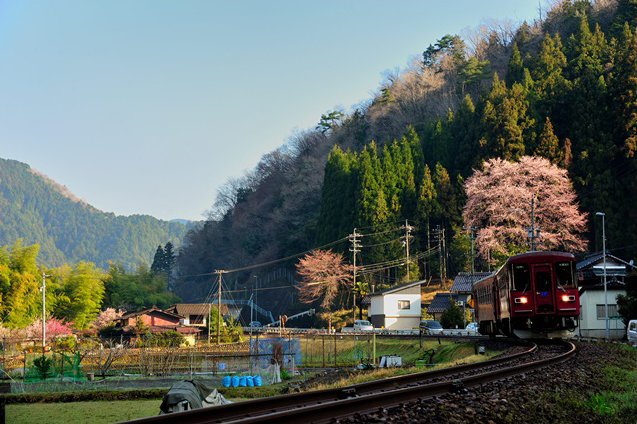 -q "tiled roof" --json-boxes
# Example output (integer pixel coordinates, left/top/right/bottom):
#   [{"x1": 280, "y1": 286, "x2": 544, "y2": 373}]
[
  {"x1": 449, "y1": 272, "x2": 493, "y2": 293},
  {"x1": 577, "y1": 252, "x2": 637, "y2": 271},
  {"x1": 426, "y1": 292, "x2": 469, "y2": 314},
  {"x1": 166, "y1": 303, "x2": 230, "y2": 316}
]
